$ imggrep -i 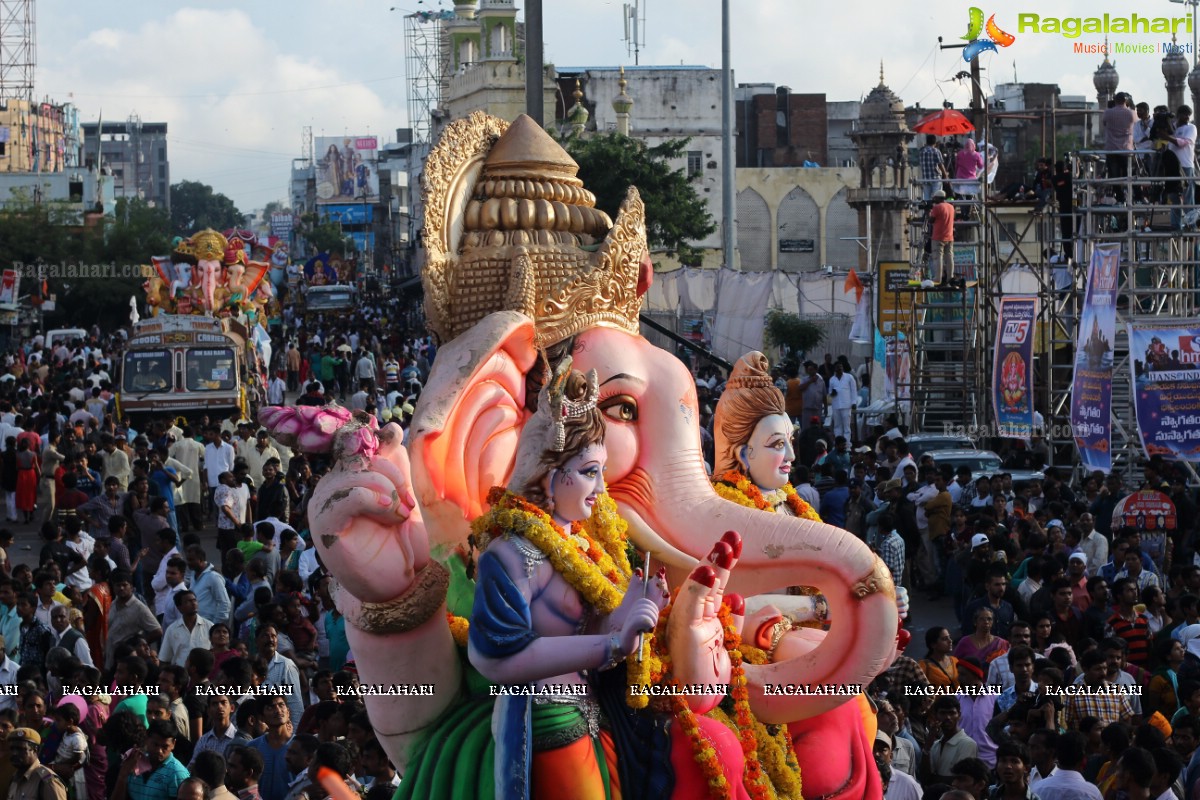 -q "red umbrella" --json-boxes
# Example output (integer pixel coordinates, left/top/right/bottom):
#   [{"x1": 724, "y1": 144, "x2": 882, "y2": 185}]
[{"x1": 912, "y1": 109, "x2": 976, "y2": 136}]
